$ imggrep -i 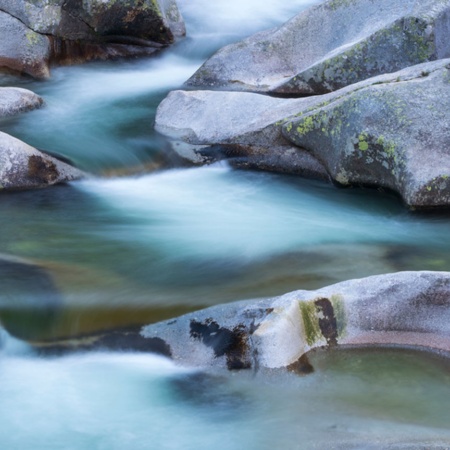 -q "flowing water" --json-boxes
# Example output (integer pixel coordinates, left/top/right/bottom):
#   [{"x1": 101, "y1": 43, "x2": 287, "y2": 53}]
[{"x1": 0, "y1": 0, "x2": 450, "y2": 447}]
